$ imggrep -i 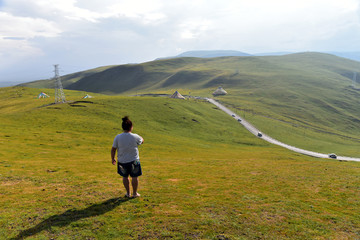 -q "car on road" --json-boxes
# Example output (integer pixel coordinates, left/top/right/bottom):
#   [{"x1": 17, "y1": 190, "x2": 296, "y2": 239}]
[
  {"x1": 237, "y1": 119, "x2": 242, "y2": 122},
  {"x1": 257, "y1": 132, "x2": 262, "y2": 137},
  {"x1": 232, "y1": 114, "x2": 235, "y2": 117},
  {"x1": 328, "y1": 153, "x2": 337, "y2": 159}
]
